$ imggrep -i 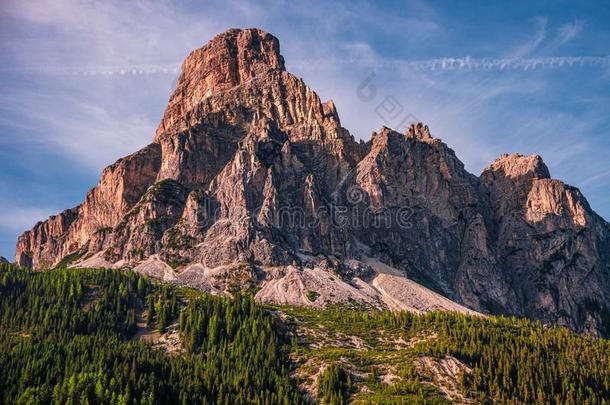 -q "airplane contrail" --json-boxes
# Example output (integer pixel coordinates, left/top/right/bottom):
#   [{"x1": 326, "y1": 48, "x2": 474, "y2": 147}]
[
  {"x1": 390, "y1": 56, "x2": 610, "y2": 71},
  {"x1": 2, "y1": 56, "x2": 609, "y2": 76},
  {"x1": 290, "y1": 55, "x2": 610, "y2": 72}
]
